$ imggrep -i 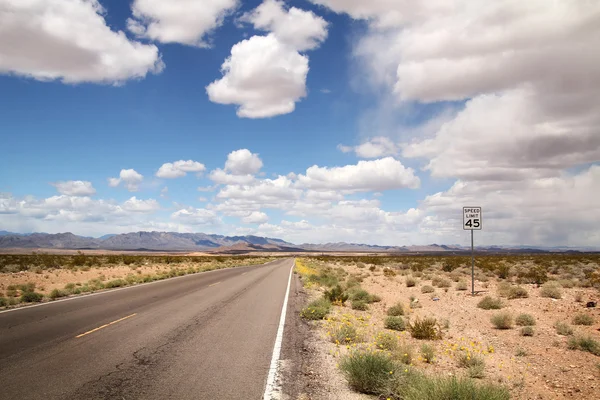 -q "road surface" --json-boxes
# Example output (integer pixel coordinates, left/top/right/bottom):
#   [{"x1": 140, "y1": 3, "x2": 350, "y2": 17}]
[{"x1": 0, "y1": 258, "x2": 296, "y2": 399}]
